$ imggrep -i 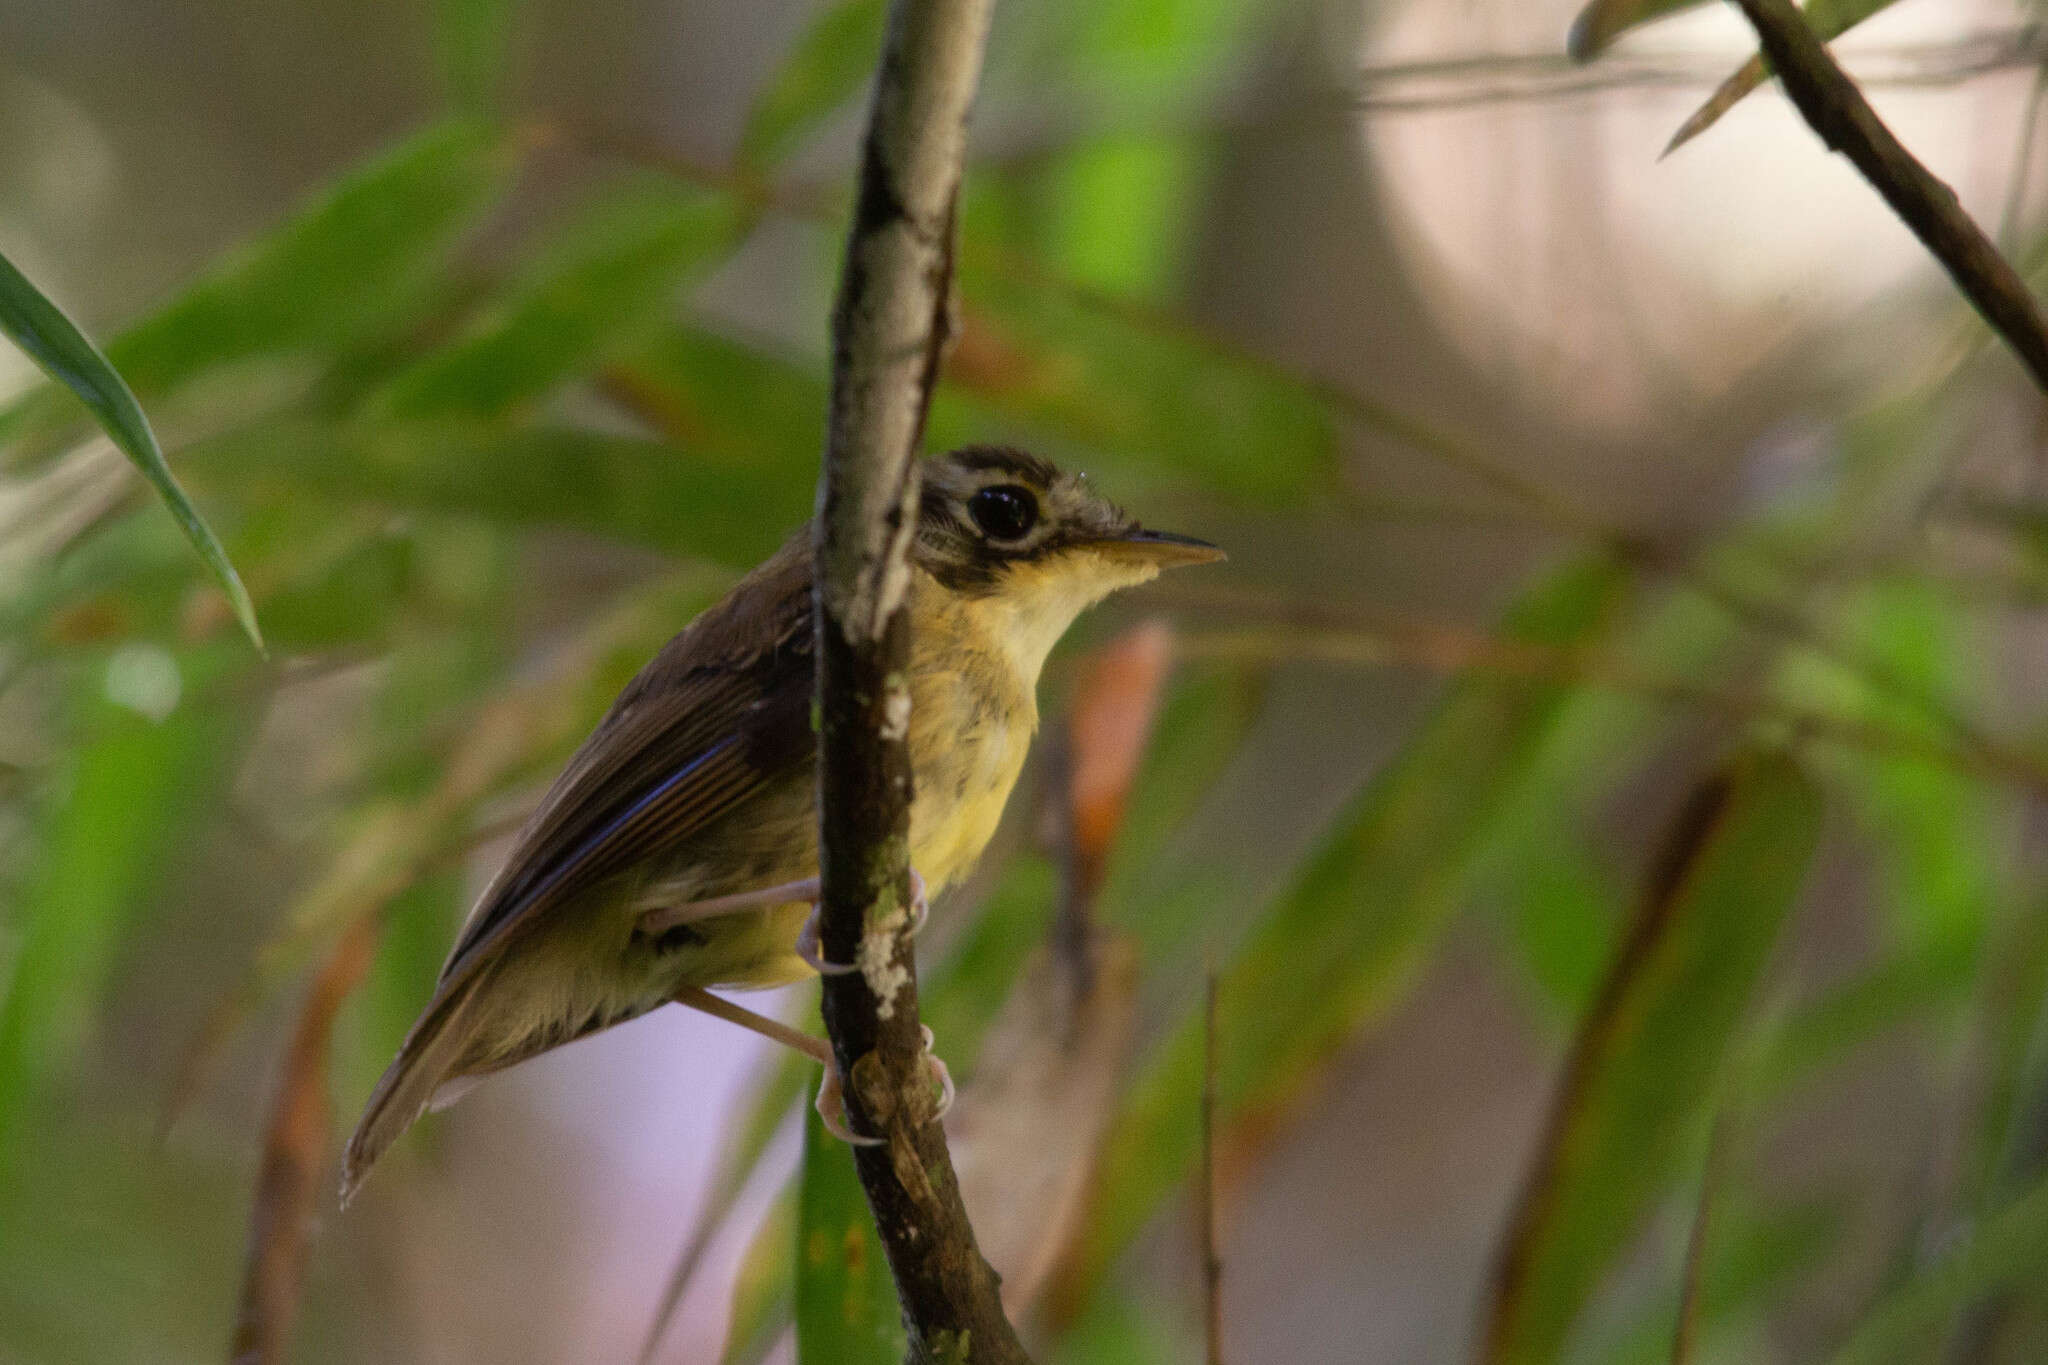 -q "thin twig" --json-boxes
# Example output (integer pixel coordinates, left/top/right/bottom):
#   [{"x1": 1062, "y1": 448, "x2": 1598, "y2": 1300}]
[
  {"x1": 1996, "y1": 64, "x2": 2048, "y2": 253},
  {"x1": 230, "y1": 915, "x2": 379, "y2": 1365},
  {"x1": 809, "y1": 0, "x2": 1030, "y2": 1361},
  {"x1": 1728, "y1": 0, "x2": 2048, "y2": 394},
  {"x1": 1200, "y1": 968, "x2": 1224, "y2": 1365},
  {"x1": 1671, "y1": 1110, "x2": 1735, "y2": 1365},
  {"x1": 1479, "y1": 771, "x2": 1744, "y2": 1365}
]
